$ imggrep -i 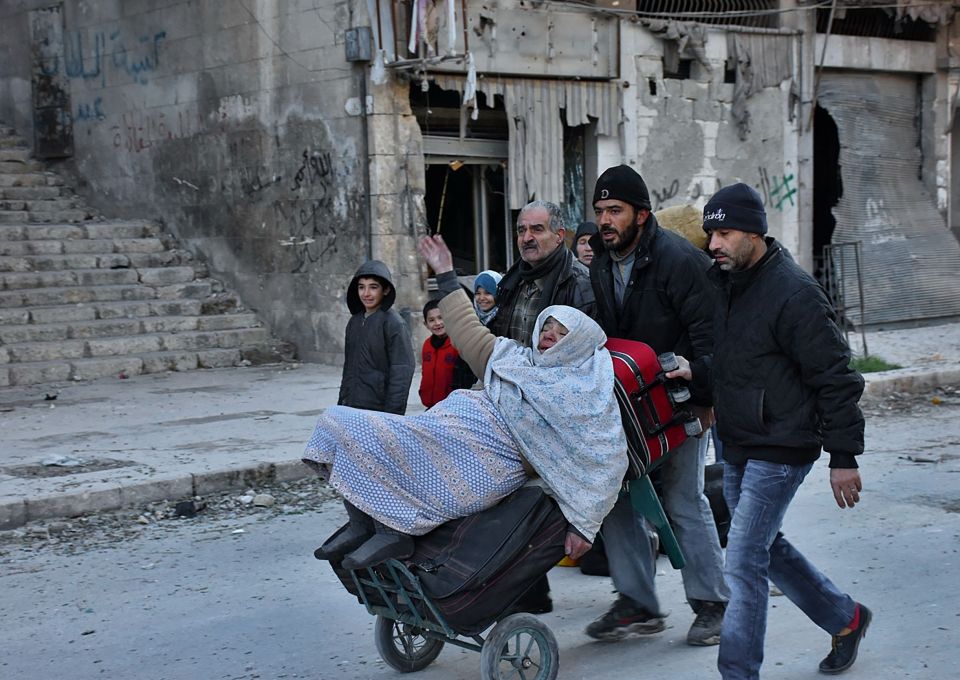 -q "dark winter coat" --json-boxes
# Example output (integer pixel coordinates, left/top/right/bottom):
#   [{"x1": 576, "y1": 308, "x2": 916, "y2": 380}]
[
  {"x1": 419, "y1": 335, "x2": 460, "y2": 408},
  {"x1": 588, "y1": 214, "x2": 715, "y2": 405},
  {"x1": 488, "y1": 247, "x2": 596, "y2": 339},
  {"x1": 709, "y1": 238, "x2": 864, "y2": 468},
  {"x1": 338, "y1": 260, "x2": 415, "y2": 415}
]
